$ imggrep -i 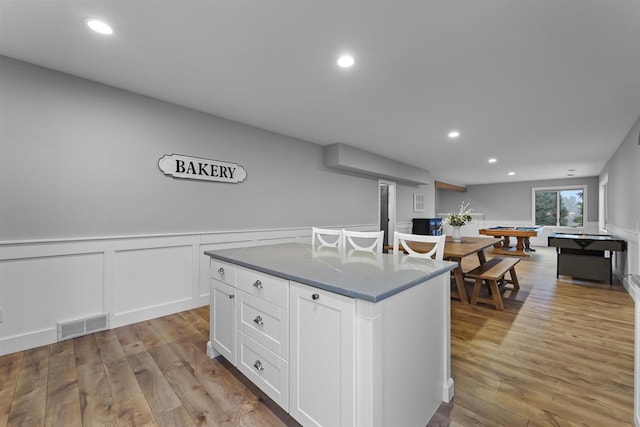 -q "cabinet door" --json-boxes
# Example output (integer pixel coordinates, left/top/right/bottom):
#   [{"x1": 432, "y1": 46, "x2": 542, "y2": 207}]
[
  {"x1": 212, "y1": 280, "x2": 236, "y2": 365},
  {"x1": 289, "y1": 282, "x2": 355, "y2": 427}
]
